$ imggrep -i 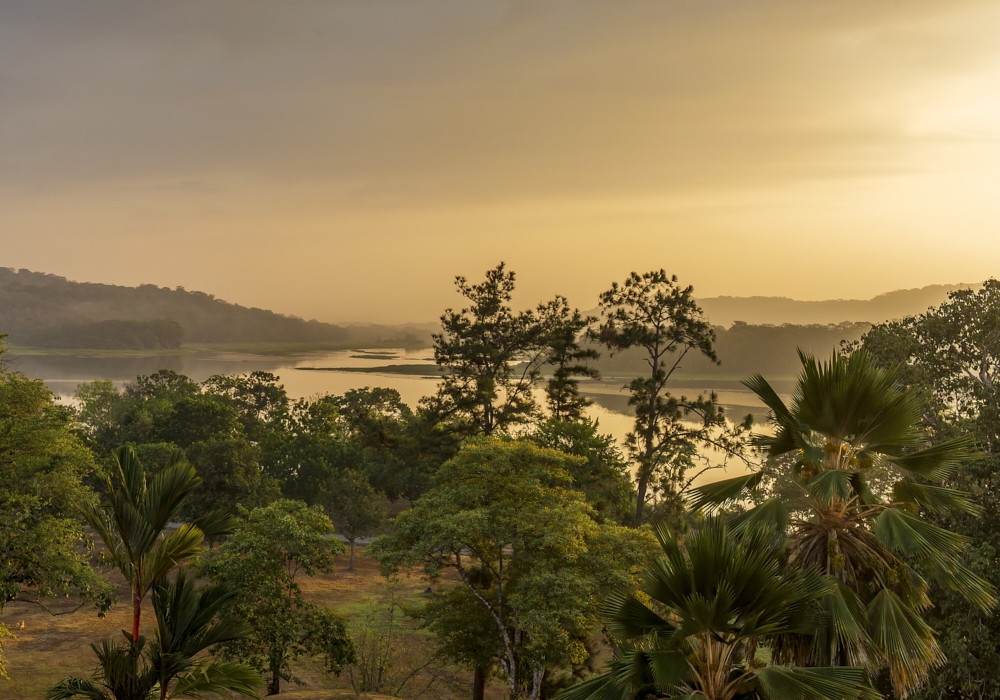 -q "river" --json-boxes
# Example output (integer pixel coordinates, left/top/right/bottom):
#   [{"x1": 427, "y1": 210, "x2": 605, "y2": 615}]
[{"x1": 7, "y1": 346, "x2": 771, "y2": 485}]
